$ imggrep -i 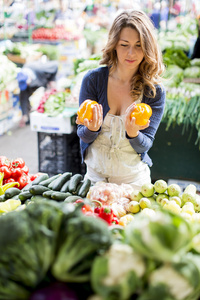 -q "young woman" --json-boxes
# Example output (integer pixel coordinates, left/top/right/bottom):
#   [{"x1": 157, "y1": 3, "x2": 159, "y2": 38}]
[{"x1": 76, "y1": 10, "x2": 166, "y2": 189}]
